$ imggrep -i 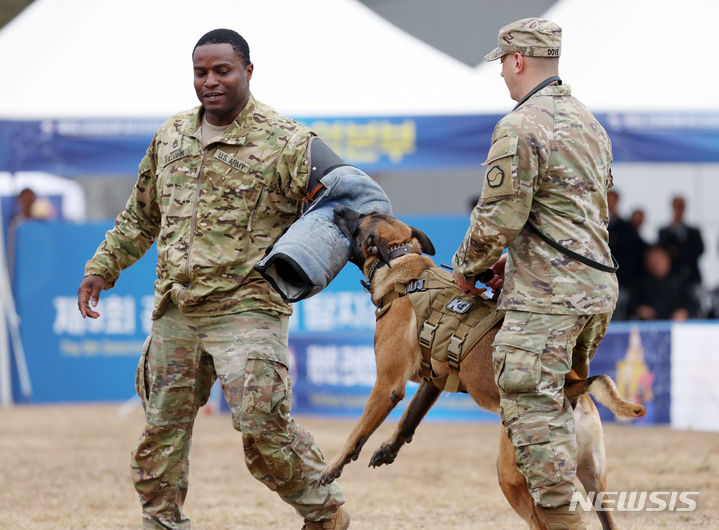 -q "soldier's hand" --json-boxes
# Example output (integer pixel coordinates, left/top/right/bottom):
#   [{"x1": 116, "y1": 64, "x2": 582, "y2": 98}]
[
  {"x1": 77, "y1": 275, "x2": 105, "y2": 319},
  {"x1": 485, "y1": 254, "x2": 508, "y2": 290},
  {"x1": 452, "y1": 270, "x2": 487, "y2": 296}
]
